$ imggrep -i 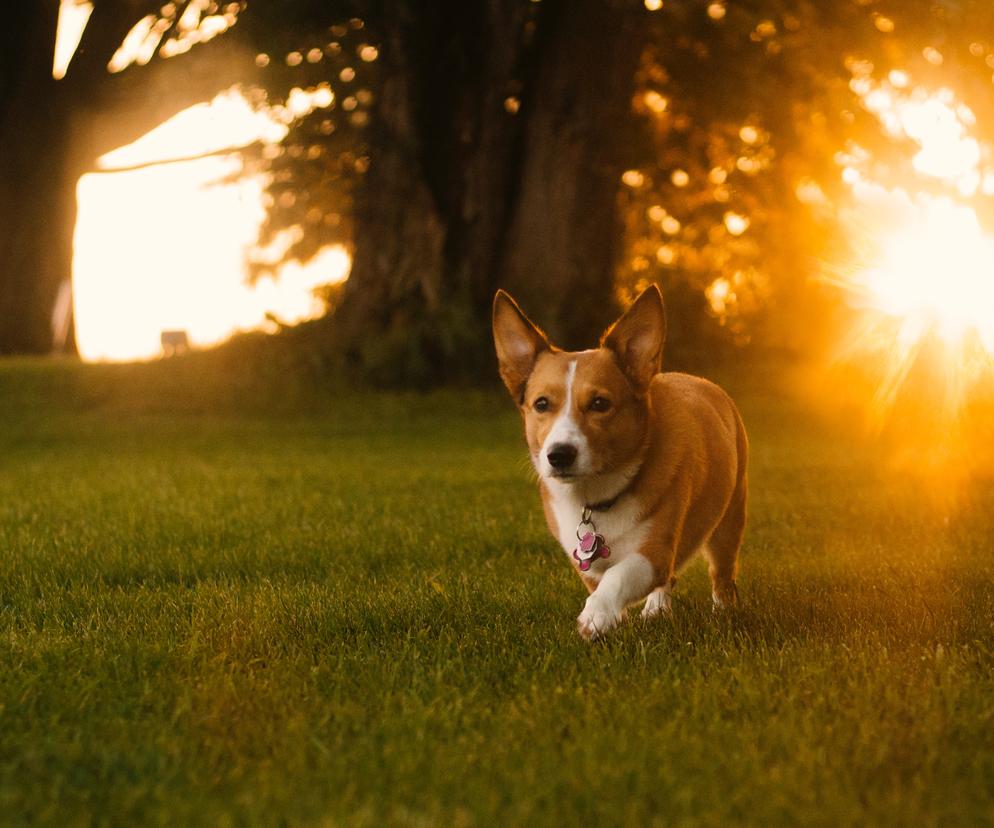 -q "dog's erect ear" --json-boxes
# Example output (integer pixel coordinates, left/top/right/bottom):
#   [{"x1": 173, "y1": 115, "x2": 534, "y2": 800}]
[
  {"x1": 493, "y1": 290, "x2": 551, "y2": 403},
  {"x1": 601, "y1": 284, "x2": 666, "y2": 394}
]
